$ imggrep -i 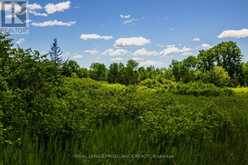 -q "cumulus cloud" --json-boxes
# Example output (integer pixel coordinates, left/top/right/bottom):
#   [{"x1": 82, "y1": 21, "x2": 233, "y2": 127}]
[
  {"x1": 29, "y1": 10, "x2": 48, "y2": 17},
  {"x1": 27, "y1": 3, "x2": 48, "y2": 17},
  {"x1": 94, "y1": 56, "x2": 102, "y2": 63},
  {"x1": 101, "y1": 48, "x2": 127, "y2": 62},
  {"x1": 72, "y1": 55, "x2": 83, "y2": 59},
  {"x1": 120, "y1": 14, "x2": 138, "y2": 24},
  {"x1": 27, "y1": 2, "x2": 71, "y2": 16},
  {"x1": 192, "y1": 37, "x2": 201, "y2": 42},
  {"x1": 139, "y1": 60, "x2": 162, "y2": 67},
  {"x1": 123, "y1": 18, "x2": 138, "y2": 24},
  {"x1": 27, "y1": 3, "x2": 42, "y2": 10},
  {"x1": 31, "y1": 20, "x2": 76, "y2": 27},
  {"x1": 102, "y1": 48, "x2": 129, "y2": 57},
  {"x1": 160, "y1": 45, "x2": 192, "y2": 56},
  {"x1": 45, "y1": 1, "x2": 71, "y2": 14},
  {"x1": 218, "y1": 29, "x2": 248, "y2": 39},
  {"x1": 134, "y1": 48, "x2": 159, "y2": 56},
  {"x1": 111, "y1": 57, "x2": 123, "y2": 62},
  {"x1": 131, "y1": 57, "x2": 144, "y2": 61},
  {"x1": 80, "y1": 34, "x2": 113, "y2": 40},
  {"x1": 120, "y1": 14, "x2": 131, "y2": 19},
  {"x1": 201, "y1": 43, "x2": 212, "y2": 50},
  {"x1": 84, "y1": 49, "x2": 99, "y2": 55},
  {"x1": 114, "y1": 37, "x2": 150, "y2": 47}
]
